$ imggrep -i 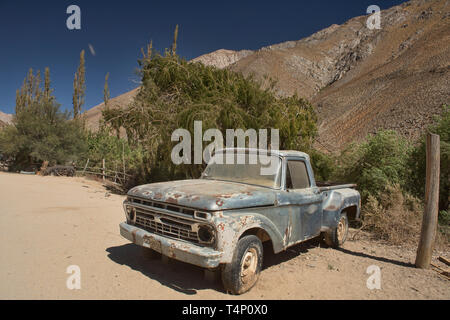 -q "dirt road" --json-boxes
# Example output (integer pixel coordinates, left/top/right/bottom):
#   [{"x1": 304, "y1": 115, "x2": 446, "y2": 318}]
[{"x1": 0, "y1": 172, "x2": 448, "y2": 299}]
